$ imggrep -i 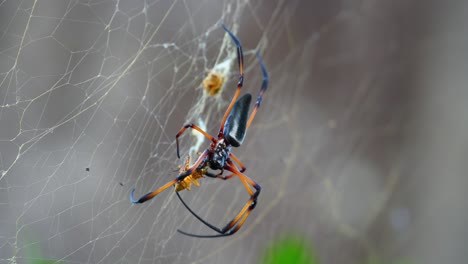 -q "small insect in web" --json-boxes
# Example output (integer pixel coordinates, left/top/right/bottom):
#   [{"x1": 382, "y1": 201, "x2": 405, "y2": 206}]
[
  {"x1": 174, "y1": 154, "x2": 207, "y2": 192},
  {"x1": 203, "y1": 71, "x2": 225, "y2": 96},
  {"x1": 130, "y1": 24, "x2": 269, "y2": 238}
]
